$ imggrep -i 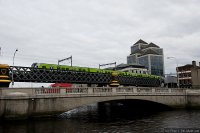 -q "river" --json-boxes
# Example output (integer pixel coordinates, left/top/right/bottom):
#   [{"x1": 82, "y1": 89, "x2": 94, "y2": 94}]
[{"x1": 0, "y1": 104, "x2": 200, "y2": 133}]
